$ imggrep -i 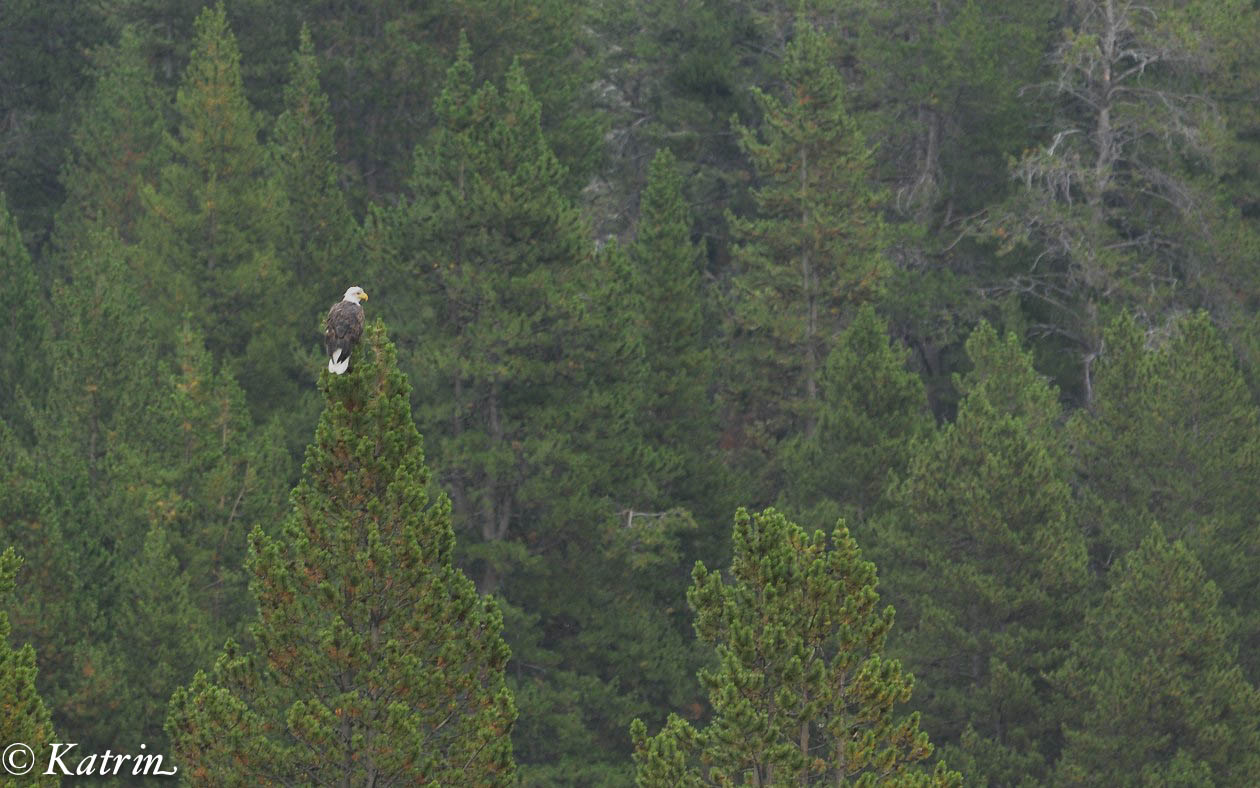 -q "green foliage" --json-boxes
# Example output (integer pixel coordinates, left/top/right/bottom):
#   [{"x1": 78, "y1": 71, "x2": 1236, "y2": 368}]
[
  {"x1": 1071, "y1": 311, "x2": 1260, "y2": 672},
  {"x1": 632, "y1": 507, "x2": 960, "y2": 786},
  {"x1": 271, "y1": 24, "x2": 359, "y2": 338},
  {"x1": 508, "y1": 504, "x2": 707, "y2": 786},
  {"x1": 167, "y1": 322, "x2": 517, "y2": 784},
  {"x1": 98, "y1": 0, "x2": 215, "y2": 88},
  {"x1": 501, "y1": 238, "x2": 709, "y2": 785},
  {"x1": 0, "y1": 192, "x2": 49, "y2": 437},
  {"x1": 372, "y1": 41, "x2": 593, "y2": 776},
  {"x1": 0, "y1": 548, "x2": 58, "y2": 787},
  {"x1": 372, "y1": 44, "x2": 714, "y2": 780},
  {"x1": 27, "y1": 228, "x2": 287, "y2": 751},
  {"x1": 1073, "y1": 312, "x2": 1260, "y2": 555},
  {"x1": 588, "y1": 0, "x2": 760, "y2": 239},
  {"x1": 136, "y1": 4, "x2": 295, "y2": 415},
  {"x1": 853, "y1": 0, "x2": 1055, "y2": 218},
  {"x1": 372, "y1": 38, "x2": 591, "y2": 591},
  {"x1": 111, "y1": 525, "x2": 213, "y2": 751},
  {"x1": 54, "y1": 25, "x2": 171, "y2": 258},
  {"x1": 9, "y1": 2, "x2": 1260, "y2": 782},
  {"x1": 1053, "y1": 526, "x2": 1260, "y2": 786},
  {"x1": 37, "y1": 228, "x2": 164, "y2": 572},
  {"x1": 115, "y1": 323, "x2": 291, "y2": 635},
  {"x1": 31, "y1": 230, "x2": 177, "y2": 751},
  {"x1": 0, "y1": 421, "x2": 73, "y2": 668},
  {"x1": 0, "y1": 0, "x2": 106, "y2": 246},
  {"x1": 257, "y1": 0, "x2": 601, "y2": 202},
  {"x1": 879, "y1": 323, "x2": 1088, "y2": 784},
  {"x1": 629, "y1": 148, "x2": 732, "y2": 528},
  {"x1": 727, "y1": 19, "x2": 889, "y2": 484},
  {"x1": 982, "y1": 0, "x2": 1257, "y2": 378},
  {"x1": 780, "y1": 304, "x2": 932, "y2": 524},
  {"x1": 0, "y1": 417, "x2": 112, "y2": 757},
  {"x1": 268, "y1": 24, "x2": 359, "y2": 458},
  {"x1": 631, "y1": 149, "x2": 712, "y2": 469}
]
